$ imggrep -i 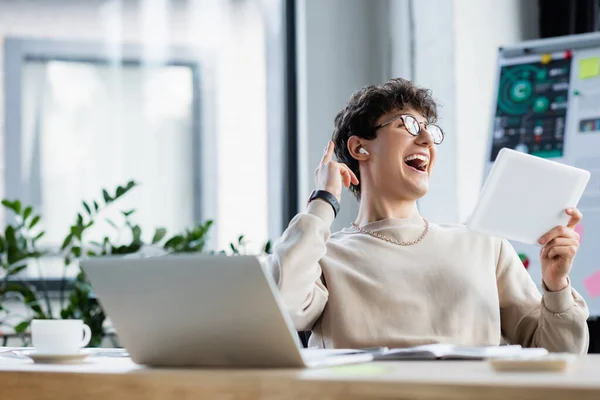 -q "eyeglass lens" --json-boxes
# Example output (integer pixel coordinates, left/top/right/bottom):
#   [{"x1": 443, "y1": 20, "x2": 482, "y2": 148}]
[{"x1": 403, "y1": 115, "x2": 443, "y2": 144}]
